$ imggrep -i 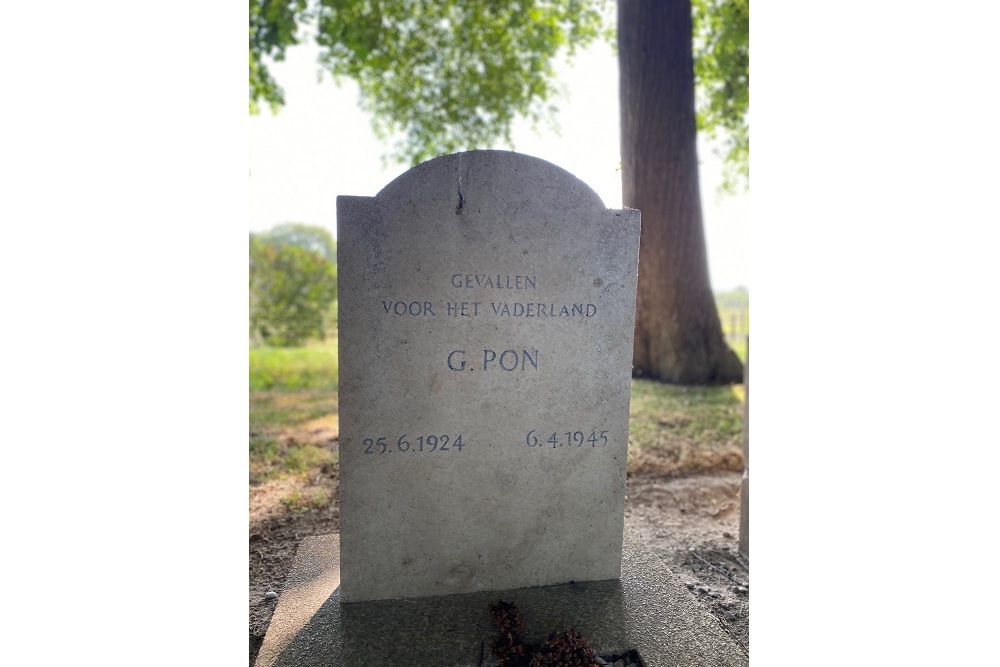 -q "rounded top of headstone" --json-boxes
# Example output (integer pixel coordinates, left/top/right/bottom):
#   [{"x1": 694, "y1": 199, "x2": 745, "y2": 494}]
[{"x1": 376, "y1": 150, "x2": 606, "y2": 212}]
